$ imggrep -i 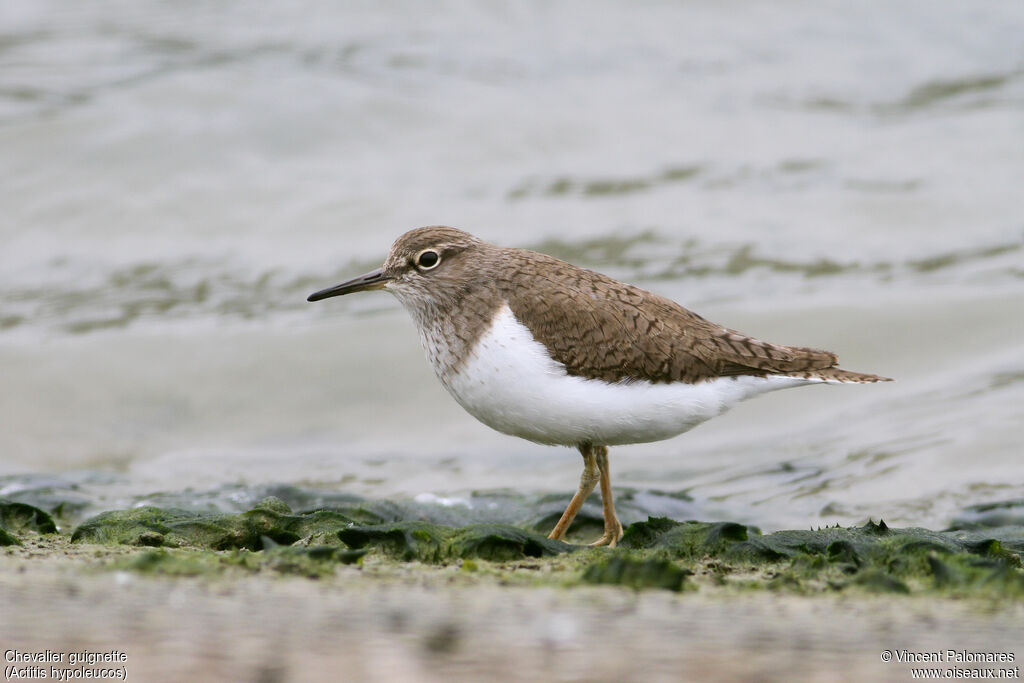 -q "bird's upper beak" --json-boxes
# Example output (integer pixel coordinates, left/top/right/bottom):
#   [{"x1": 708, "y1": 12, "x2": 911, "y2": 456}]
[{"x1": 307, "y1": 267, "x2": 390, "y2": 302}]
